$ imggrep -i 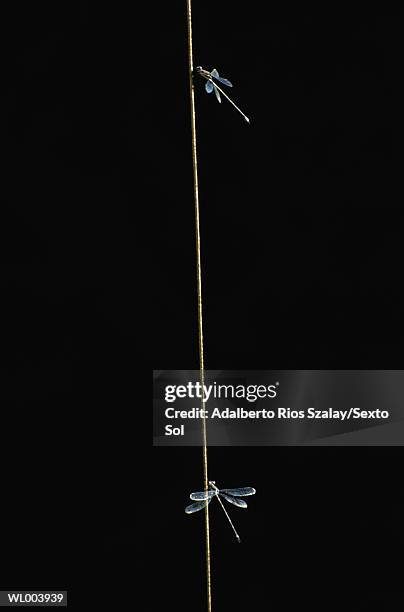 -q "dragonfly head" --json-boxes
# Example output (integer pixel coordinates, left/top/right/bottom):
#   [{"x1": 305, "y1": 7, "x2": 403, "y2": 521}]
[{"x1": 195, "y1": 66, "x2": 203, "y2": 74}]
